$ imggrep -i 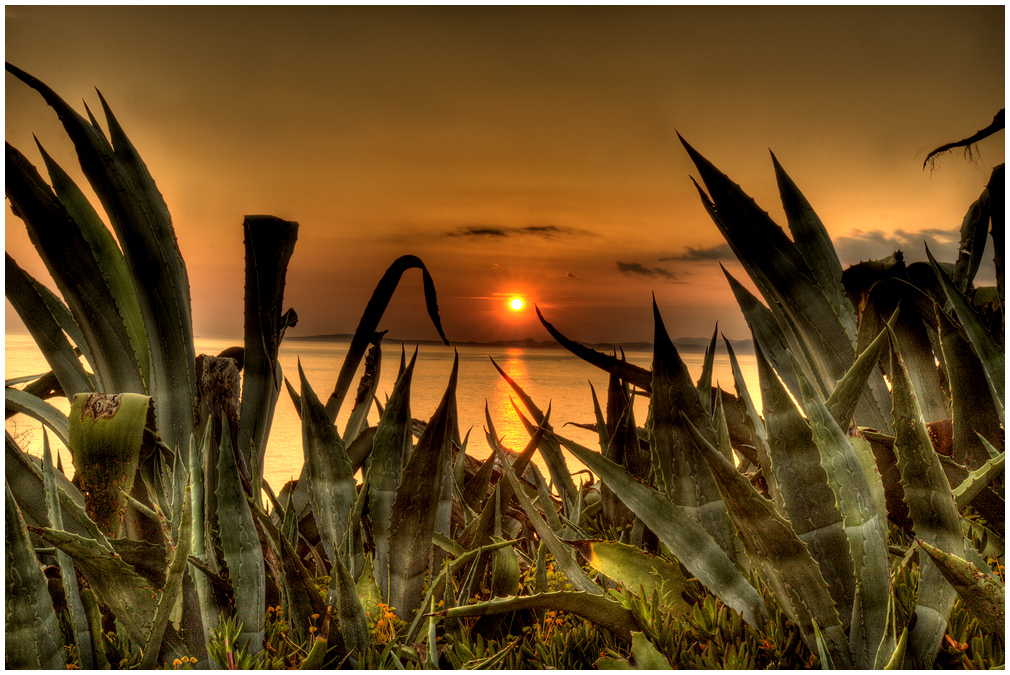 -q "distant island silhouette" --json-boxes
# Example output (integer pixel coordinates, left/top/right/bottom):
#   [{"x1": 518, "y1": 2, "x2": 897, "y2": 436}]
[{"x1": 285, "y1": 334, "x2": 754, "y2": 354}]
